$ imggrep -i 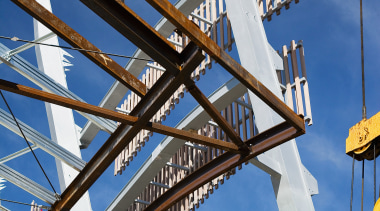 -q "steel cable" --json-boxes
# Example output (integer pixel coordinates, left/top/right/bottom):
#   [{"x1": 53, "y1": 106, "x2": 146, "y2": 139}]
[
  {"x1": 0, "y1": 35, "x2": 153, "y2": 62},
  {"x1": 351, "y1": 154, "x2": 355, "y2": 211},
  {"x1": 0, "y1": 90, "x2": 58, "y2": 196},
  {"x1": 0, "y1": 198, "x2": 49, "y2": 210},
  {"x1": 362, "y1": 160, "x2": 364, "y2": 211}
]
